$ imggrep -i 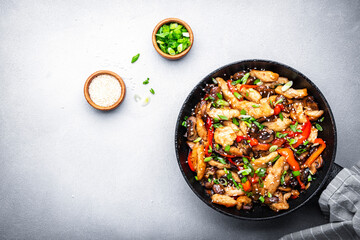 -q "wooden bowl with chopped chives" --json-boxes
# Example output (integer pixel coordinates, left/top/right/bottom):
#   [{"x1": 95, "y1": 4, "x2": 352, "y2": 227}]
[{"x1": 152, "y1": 18, "x2": 194, "y2": 60}]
